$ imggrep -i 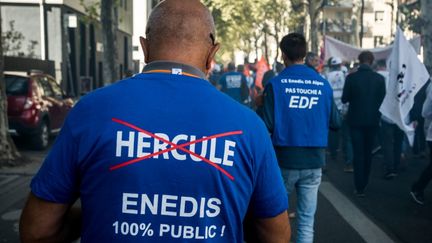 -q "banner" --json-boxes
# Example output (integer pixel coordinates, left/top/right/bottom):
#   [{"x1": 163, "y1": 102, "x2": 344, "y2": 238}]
[
  {"x1": 379, "y1": 27, "x2": 430, "y2": 146},
  {"x1": 324, "y1": 35, "x2": 421, "y2": 62}
]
